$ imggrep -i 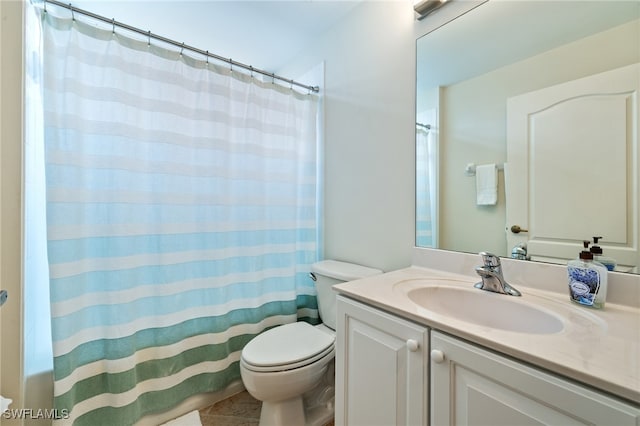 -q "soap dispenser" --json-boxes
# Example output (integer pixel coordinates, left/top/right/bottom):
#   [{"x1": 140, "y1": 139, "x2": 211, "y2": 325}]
[
  {"x1": 567, "y1": 240, "x2": 608, "y2": 309},
  {"x1": 590, "y1": 236, "x2": 617, "y2": 271}
]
